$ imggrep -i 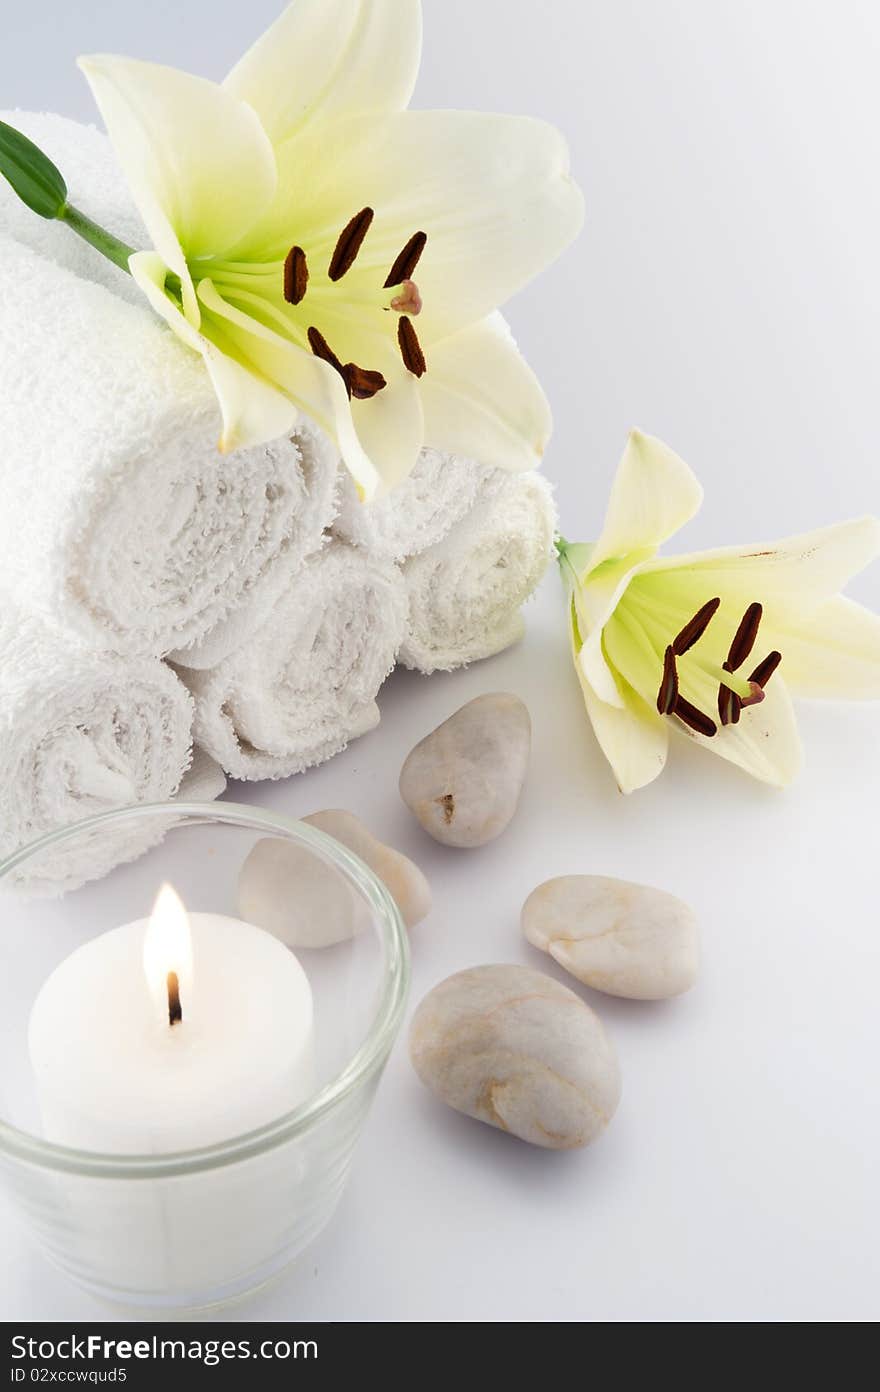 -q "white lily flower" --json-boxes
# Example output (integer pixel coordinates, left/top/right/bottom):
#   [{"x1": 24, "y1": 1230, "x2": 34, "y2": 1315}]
[
  {"x1": 76, "y1": 0, "x2": 584, "y2": 496},
  {"x1": 559, "y1": 430, "x2": 880, "y2": 791}
]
